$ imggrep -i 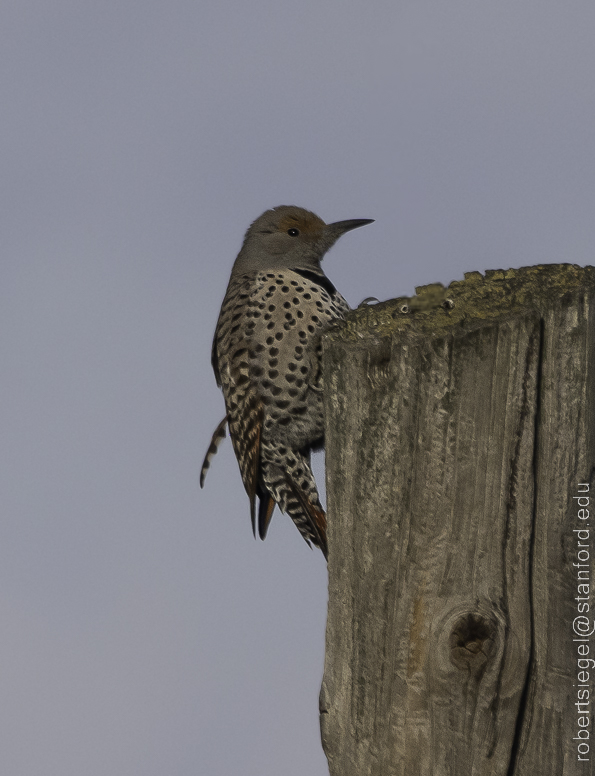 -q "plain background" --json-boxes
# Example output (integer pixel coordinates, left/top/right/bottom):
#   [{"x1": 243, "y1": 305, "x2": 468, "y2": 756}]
[{"x1": 2, "y1": 1, "x2": 594, "y2": 774}]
